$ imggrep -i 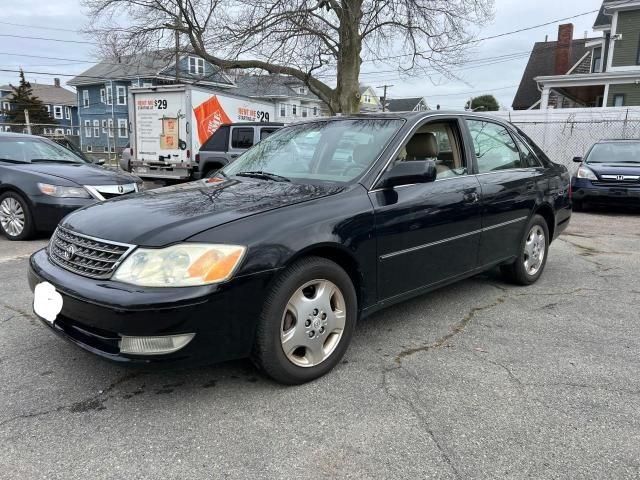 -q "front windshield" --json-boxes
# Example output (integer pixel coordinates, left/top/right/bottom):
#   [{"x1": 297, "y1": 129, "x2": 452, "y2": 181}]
[
  {"x1": 587, "y1": 142, "x2": 640, "y2": 164},
  {"x1": 223, "y1": 119, "x2": 404, "y2": 183},
  {"x1": 0, "y1": 137, "x2": 87, "y2": 164}
]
